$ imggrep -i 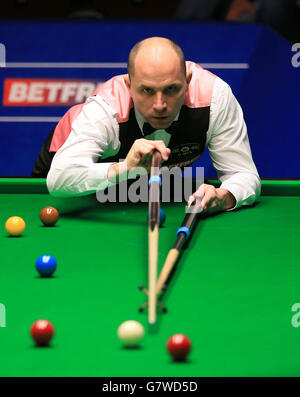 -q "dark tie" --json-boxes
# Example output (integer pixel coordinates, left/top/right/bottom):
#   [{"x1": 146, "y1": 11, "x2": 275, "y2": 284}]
[{"x1": 142, "y1": 121, "x2": 179, "y2": 136}]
